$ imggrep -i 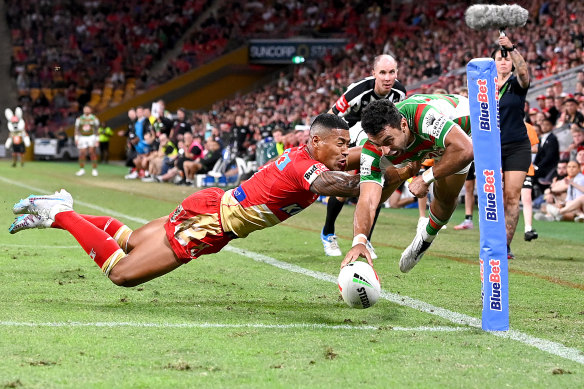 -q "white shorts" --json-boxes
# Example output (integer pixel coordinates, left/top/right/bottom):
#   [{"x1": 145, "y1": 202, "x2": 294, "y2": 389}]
[{"x1": 77, "y1": 135, "x2": 97, "y2": 150}]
